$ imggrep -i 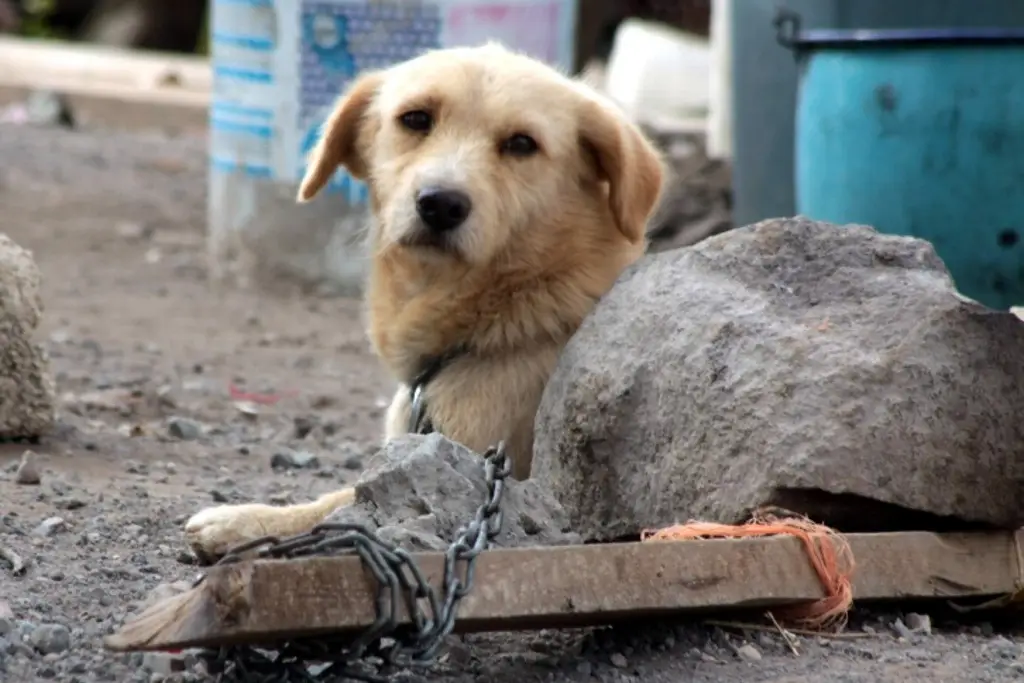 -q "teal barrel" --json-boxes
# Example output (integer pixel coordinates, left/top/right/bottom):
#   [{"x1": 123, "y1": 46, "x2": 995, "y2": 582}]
[{"x1": 776, "y1": 11, "x2": 1024, "y2": 310}]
